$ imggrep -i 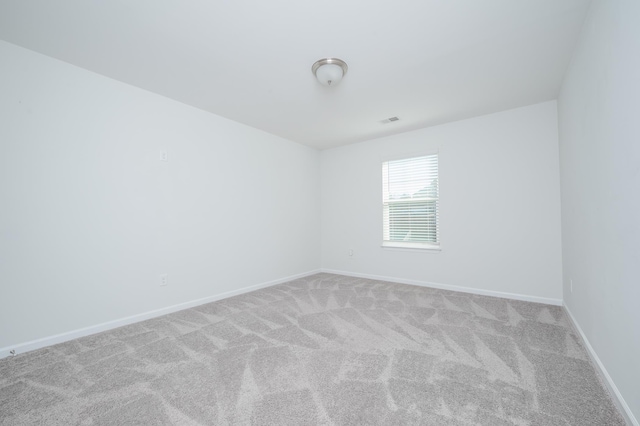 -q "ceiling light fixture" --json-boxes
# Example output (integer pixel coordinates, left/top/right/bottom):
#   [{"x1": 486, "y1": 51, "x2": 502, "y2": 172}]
[{"x1": 312, "y1": 58, "x2": 348, "y2": 87}]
